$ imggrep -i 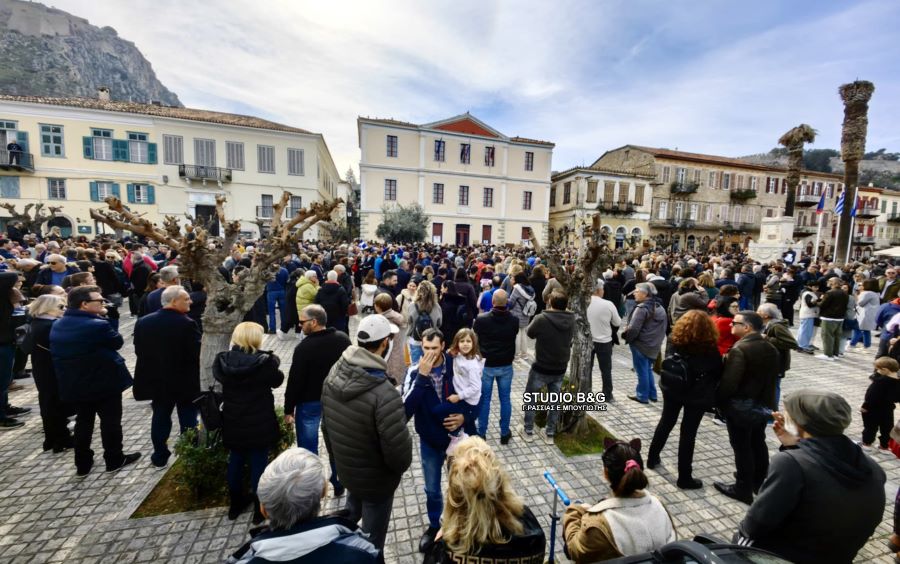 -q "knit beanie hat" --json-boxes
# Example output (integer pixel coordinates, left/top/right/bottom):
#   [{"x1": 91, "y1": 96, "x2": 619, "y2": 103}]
[{"x1": 784, "y1": 389, "x2": 852, "y2": 437}]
